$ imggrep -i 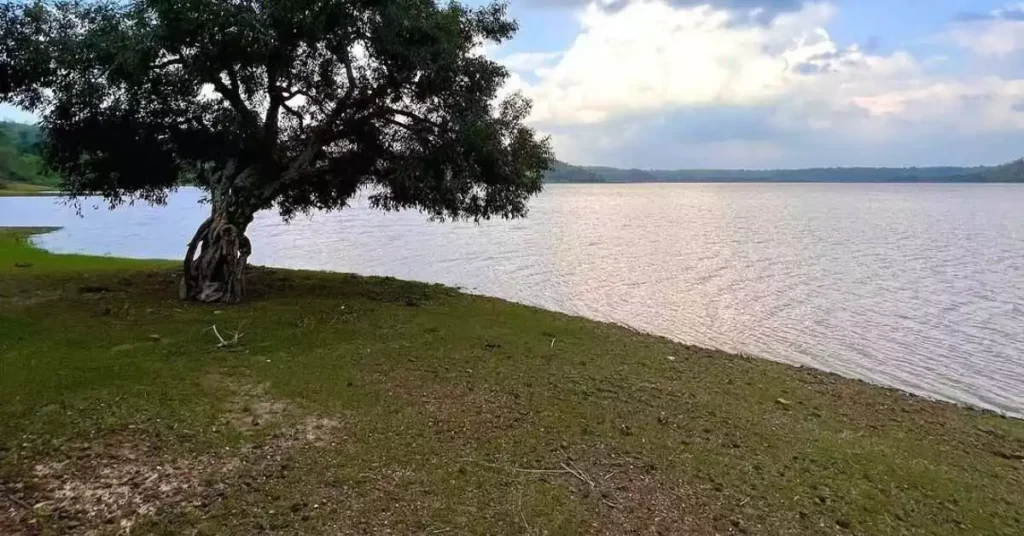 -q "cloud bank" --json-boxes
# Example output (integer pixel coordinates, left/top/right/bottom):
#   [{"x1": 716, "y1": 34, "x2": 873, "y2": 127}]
[{"x1": 494, "y1": 1, "x2": 1024, "y2": 168}]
